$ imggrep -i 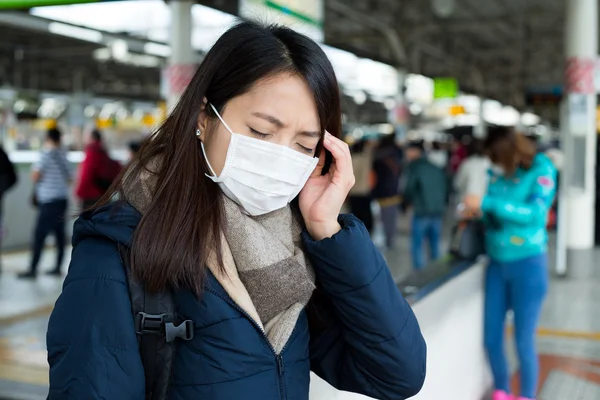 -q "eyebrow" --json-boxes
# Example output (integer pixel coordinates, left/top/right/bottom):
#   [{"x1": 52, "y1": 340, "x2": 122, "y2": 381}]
[
  {"x1": 299, "y1": 130, "x2": 321, "y2": 139},
  {"x1": 252, "y1": 112, "x2": 284, "y2": 128},
  {"x1": 251, "y1": 112, "x2": 320, "y2": 139}
]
